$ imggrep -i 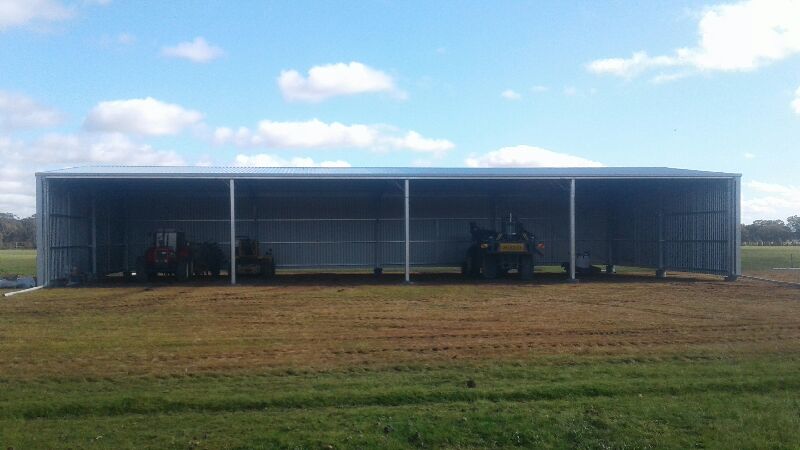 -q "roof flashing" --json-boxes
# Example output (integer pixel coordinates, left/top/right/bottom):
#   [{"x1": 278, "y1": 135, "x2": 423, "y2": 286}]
[{"x1": 37, "y1": 166, "x2": 741, "y2": 179}]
